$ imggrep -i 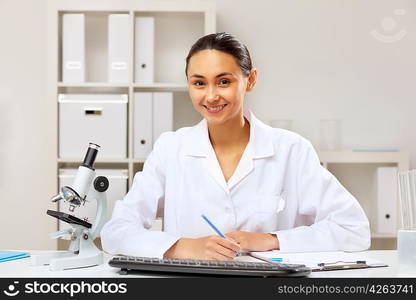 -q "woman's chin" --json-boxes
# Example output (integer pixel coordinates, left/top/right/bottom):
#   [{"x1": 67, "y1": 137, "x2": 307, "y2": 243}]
[{"x1": 205, "y1": 115, "x2": 228, "y2": 126}]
